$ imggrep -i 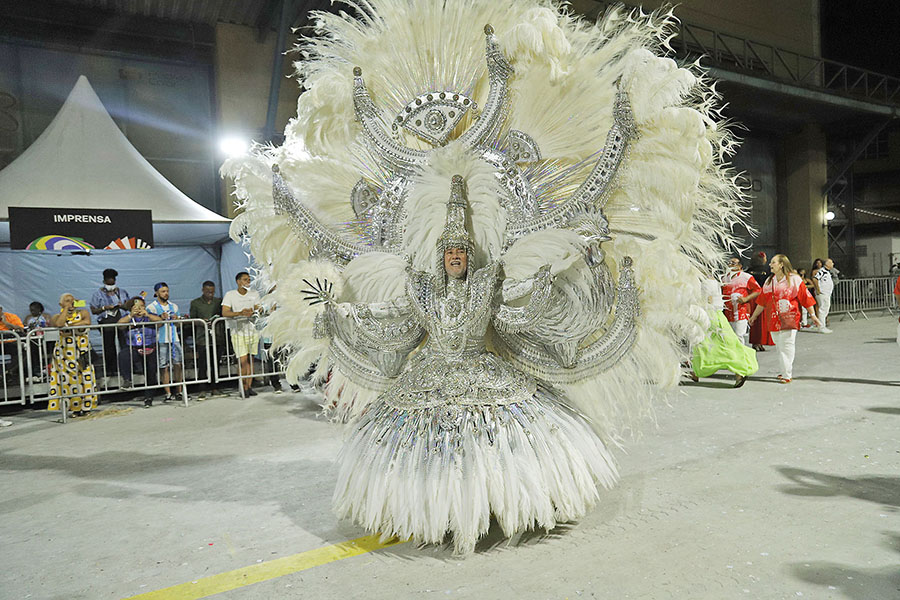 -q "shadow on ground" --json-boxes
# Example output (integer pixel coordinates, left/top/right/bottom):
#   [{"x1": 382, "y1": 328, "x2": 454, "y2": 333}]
[
  {"x1": 776, "y1": 466, "x2": 900, "y2": 507},
  {"x1": 789, "y1": 532, "x2": 900, "y2": 600},
  {"x1": 867, "y1": 406, "x2": 900, "y2": 415}
]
